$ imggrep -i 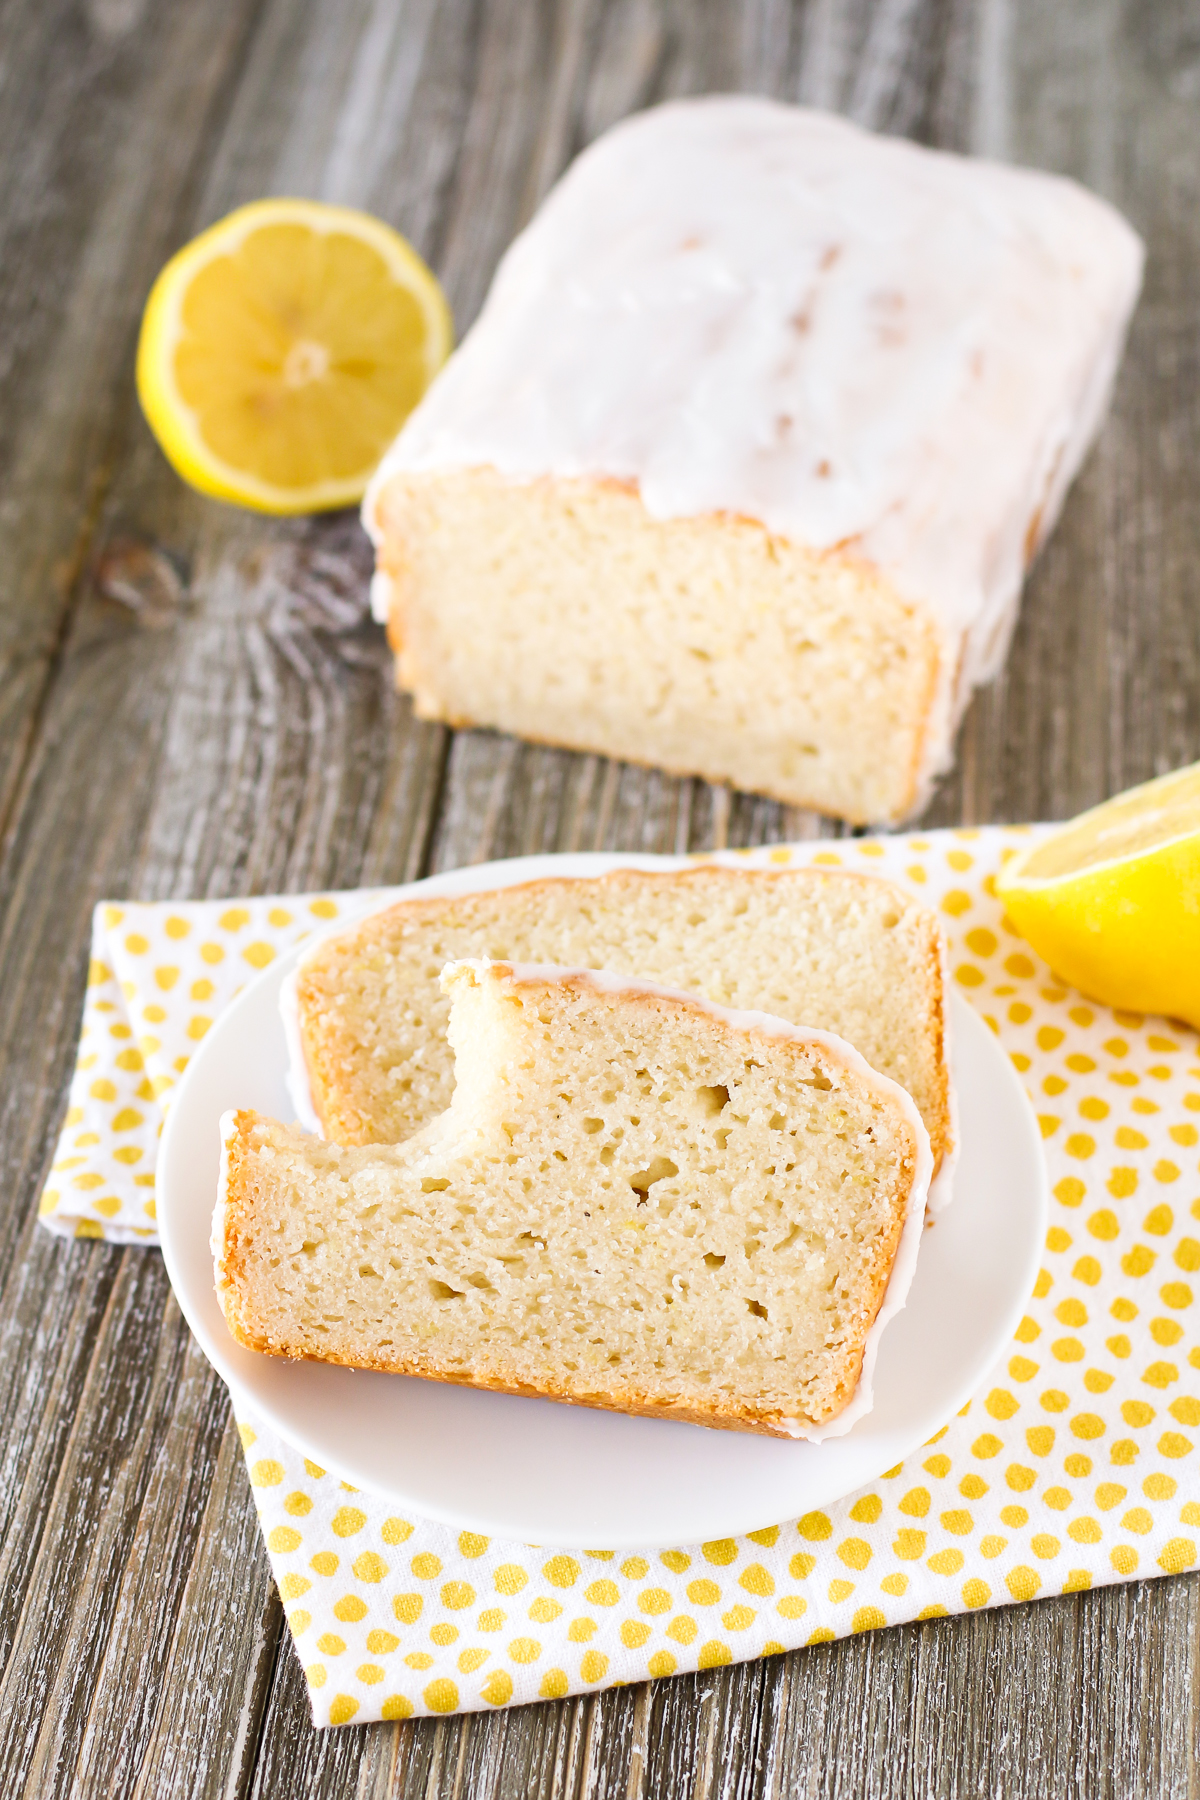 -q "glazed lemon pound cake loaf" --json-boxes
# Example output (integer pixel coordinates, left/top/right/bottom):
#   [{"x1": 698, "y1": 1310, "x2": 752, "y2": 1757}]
[
  {"x1": 285, "y1": 864, "x2": 954, "y2": 1183},
  {"x1": 219, "y1": 961, "x2": 932, "y2": 1435},
  {"x1": 365, "y1": 98, "x2": 1143, "y2": 823}
]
